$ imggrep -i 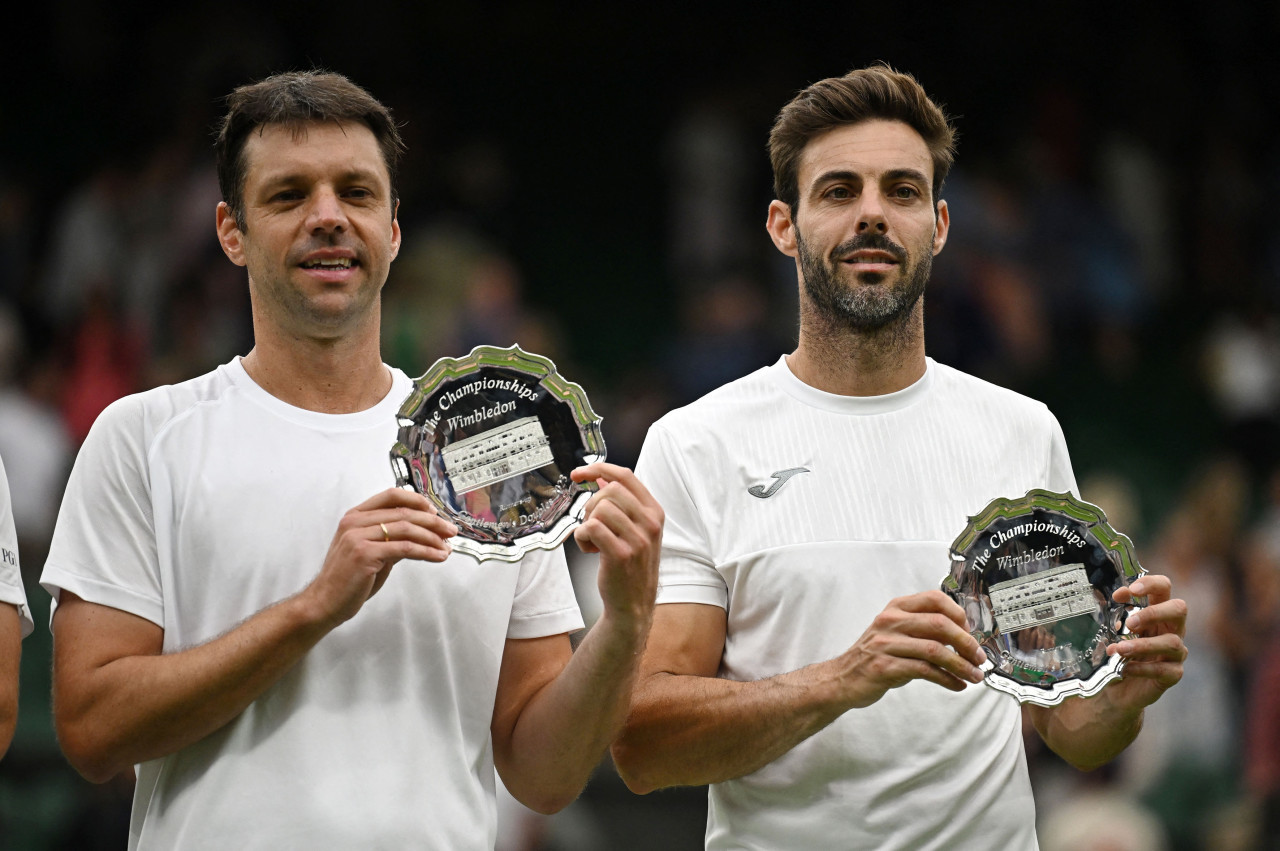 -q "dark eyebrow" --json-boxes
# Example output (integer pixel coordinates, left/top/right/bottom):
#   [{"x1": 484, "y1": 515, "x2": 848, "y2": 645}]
[
  {"x1": 811, "y1": 170, "x2": 861, "y2": 189},
  {"x1": 810, "y1": 168, "x2": 931, "y2": 192},
  {"x1": 883, "y1": 168, "x2": 930, "y2": 187},
  {"x1": 257, "y1": 168, "x2": 386, "y2": 194}
]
